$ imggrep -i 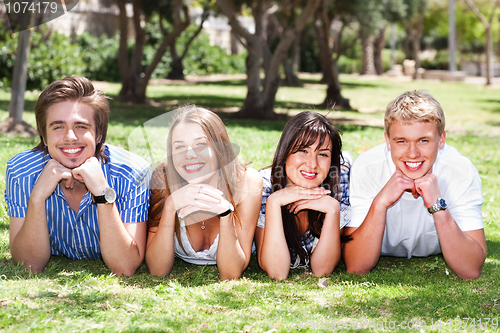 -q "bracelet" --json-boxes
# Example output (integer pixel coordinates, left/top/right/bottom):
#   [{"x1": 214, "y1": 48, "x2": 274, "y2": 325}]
[
  {"x1": 218, "y1": 209, "x2": 232, "y2": 217},
  {"x1": 218, "y1": 203, "x2": 234, "y2": 217}
]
